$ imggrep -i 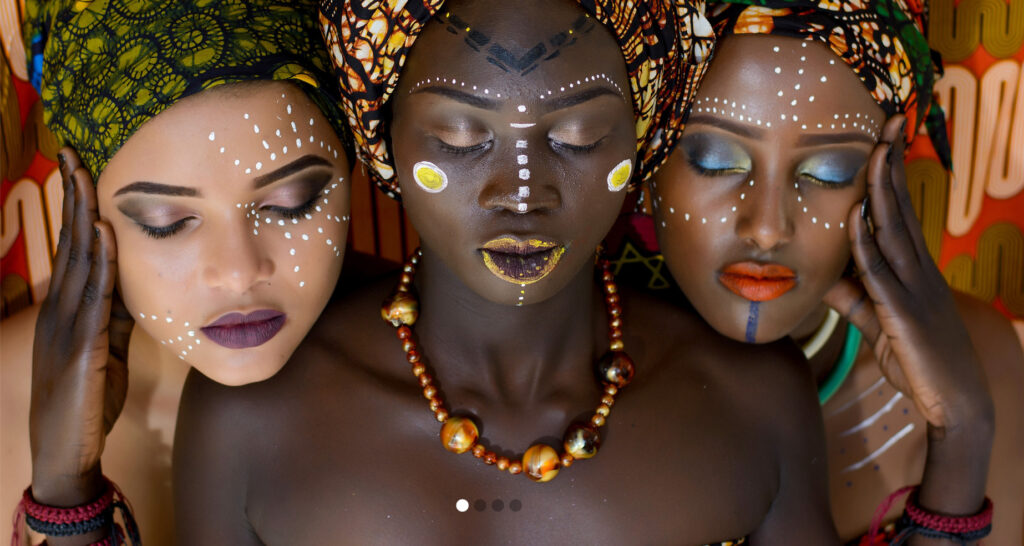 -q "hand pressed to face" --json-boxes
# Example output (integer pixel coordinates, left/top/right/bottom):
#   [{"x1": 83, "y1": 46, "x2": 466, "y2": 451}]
[
  {"x1": 97, "y1": 82, "x2": 350, "y2": 385},
  {"x1": 653, "y1": 35, "x2": 884, "y2": 343},
  {"x1": 390, "y1": 0, "x2": 635, "y2": 306}
]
